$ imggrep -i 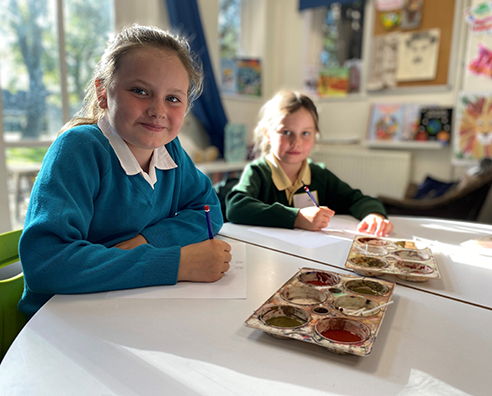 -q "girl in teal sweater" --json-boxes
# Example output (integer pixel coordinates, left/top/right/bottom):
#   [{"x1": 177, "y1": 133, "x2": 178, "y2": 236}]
[
  {"x1": 226, "y1": 90, "x2": 393, "y2": 236},
  {"x1": 19, "y1": 25, "x2": 231, "y2": 318}
]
